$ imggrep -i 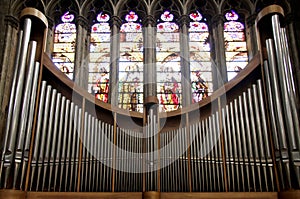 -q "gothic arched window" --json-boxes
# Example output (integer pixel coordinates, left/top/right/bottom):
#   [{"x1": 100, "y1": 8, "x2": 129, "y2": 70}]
[
  {"x1": 224, "y1": 10, "x2": 248, "y2": 81},
  {"x1": 119, "y1": 11, "x2": 144, "y2": 112},
  {"x1": 52, "y1": 11, "x2": 76, "y2": 80},
  {"x1": 189, "y1": 11, "x2": 211, "y2": 103},
  {"x1": 89, "y1": 12, "x2": 111, "y2": 103},
  {"x1": 156, "y1": 11, "x2": 181, "y2": 112}
]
